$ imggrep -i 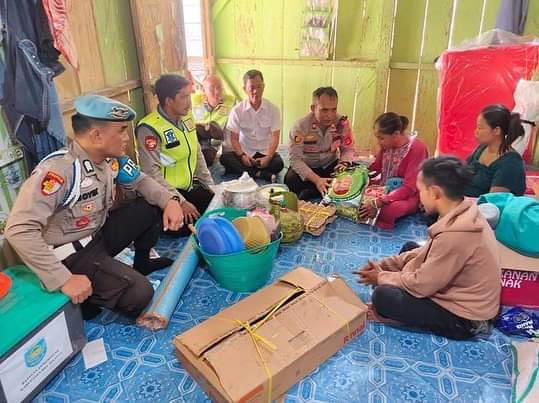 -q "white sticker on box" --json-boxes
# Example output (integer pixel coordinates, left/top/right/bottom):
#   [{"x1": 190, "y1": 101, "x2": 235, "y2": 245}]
[{"x1": 0, "y1": 312, "x2": 73, "y2": 403}]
